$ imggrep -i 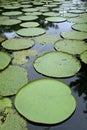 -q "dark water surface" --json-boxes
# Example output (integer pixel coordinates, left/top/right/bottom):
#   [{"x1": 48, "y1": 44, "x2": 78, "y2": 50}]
[{"x1": 0, "y1": 0, "x2": 87, "y2": 130}]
